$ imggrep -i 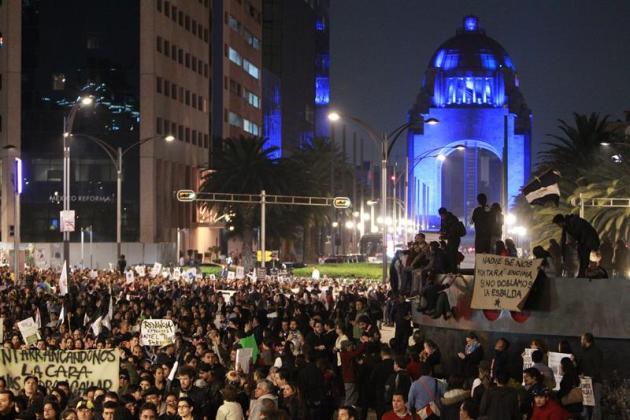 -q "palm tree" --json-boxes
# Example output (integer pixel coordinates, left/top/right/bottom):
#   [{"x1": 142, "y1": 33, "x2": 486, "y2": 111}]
[
  {"x1": 539, "y1": 113, "x2": 613, "y2": 179},
  {"x1": 200, "y1": 137, "x2": 287, "y2": 269}
]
